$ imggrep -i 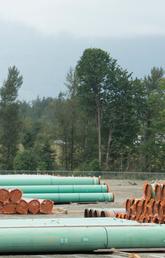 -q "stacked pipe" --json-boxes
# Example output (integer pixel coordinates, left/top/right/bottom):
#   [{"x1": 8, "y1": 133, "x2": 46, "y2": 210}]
[
  {"x1": 0, "y1": 188, "x2": 53, "y2": 214},
  {"x1": 0, "y1": 175, "x2": 114, "y2": 203},
  {"x1": 84, "y1": 208, "x2": 126, "y2": 217},
  {"x1": 116, "y1": 182, "x2": 165, "y2": 224}
]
